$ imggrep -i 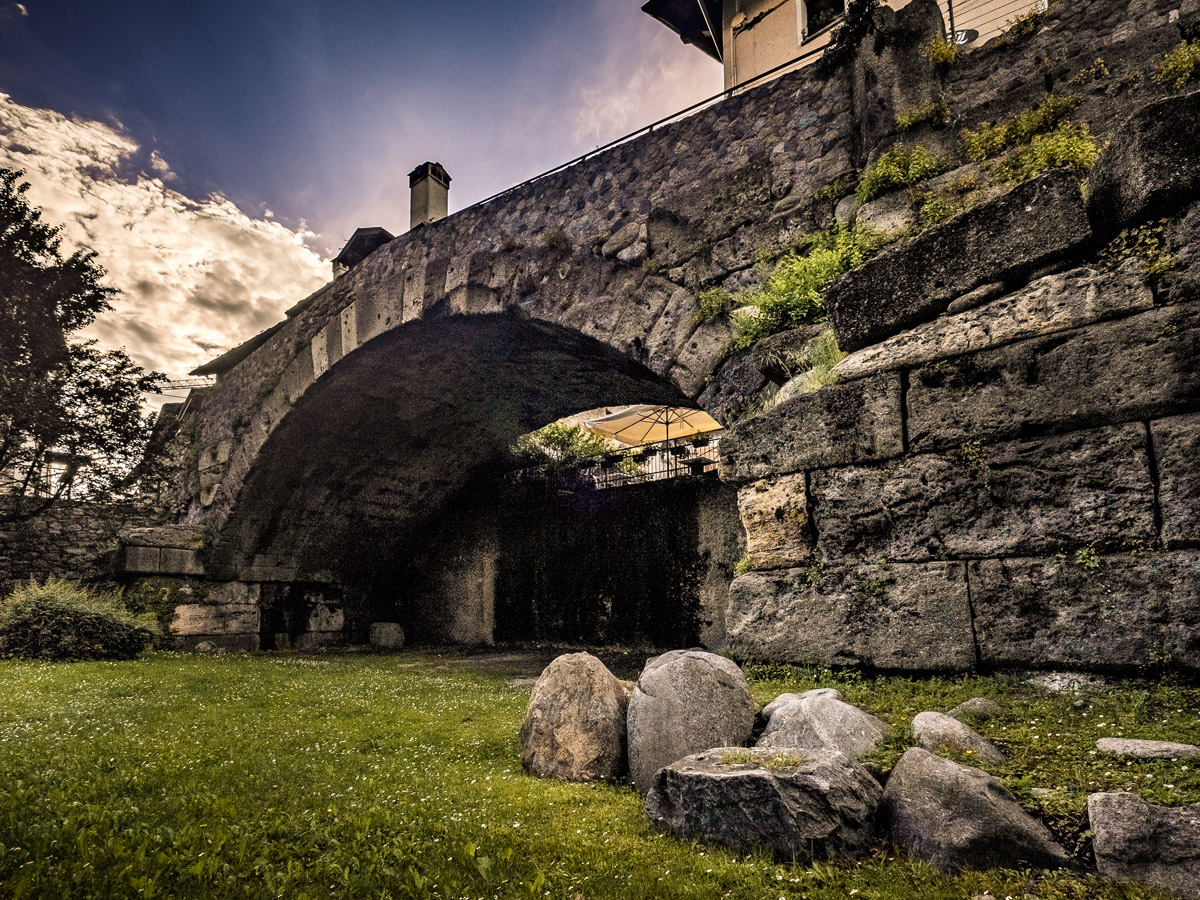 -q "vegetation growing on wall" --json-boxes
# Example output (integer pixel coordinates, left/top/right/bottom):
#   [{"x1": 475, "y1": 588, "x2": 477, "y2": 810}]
[
  {"x1": 960, "y1": 94, "x2": 1081, "y2": 163},
  {"x1": 1154, "y1": 40, "x2": 1200, "y2": 89},
  {"x1": 895, "y1": 96, "x2": 953, "y2": 131},
  {"x1": 992, "y1": 121, "x2": 1101, "y2": 183},
  {"x1": 856, "y1": 145, "x2": 951, "y2": 204},
  {"x1": 923, "y1": 36, "x2": 959, "y2": 67},
  {"x1": 729, "y1": 225, "x2": 881, "y2": 350},
  {"x1": 1099, "y1": 221, "x2": 1177, "y2": 277}
]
